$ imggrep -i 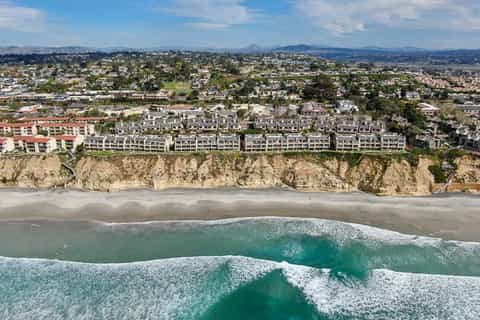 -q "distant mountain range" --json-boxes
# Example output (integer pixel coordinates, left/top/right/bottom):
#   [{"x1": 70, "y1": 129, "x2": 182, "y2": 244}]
[
  {"x1": 1, "y1": 44, "x2": 479, "y2": 64},
  {"x1": 0, "y1": 44, "x2": 434, "y2": 55}
]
